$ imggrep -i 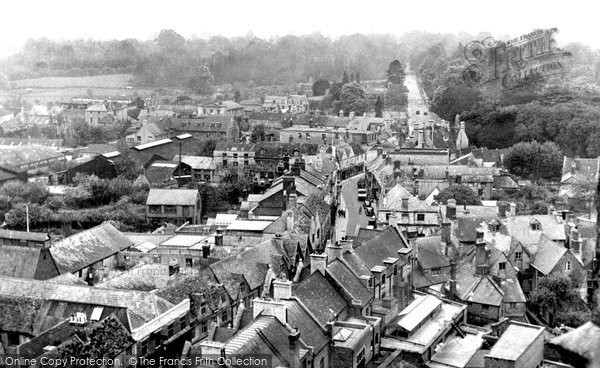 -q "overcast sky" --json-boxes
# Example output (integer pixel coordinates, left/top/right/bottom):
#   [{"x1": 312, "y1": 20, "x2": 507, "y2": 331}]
[{"x1": 0, "y1": 0, "x2": 597, "y2": 58}]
